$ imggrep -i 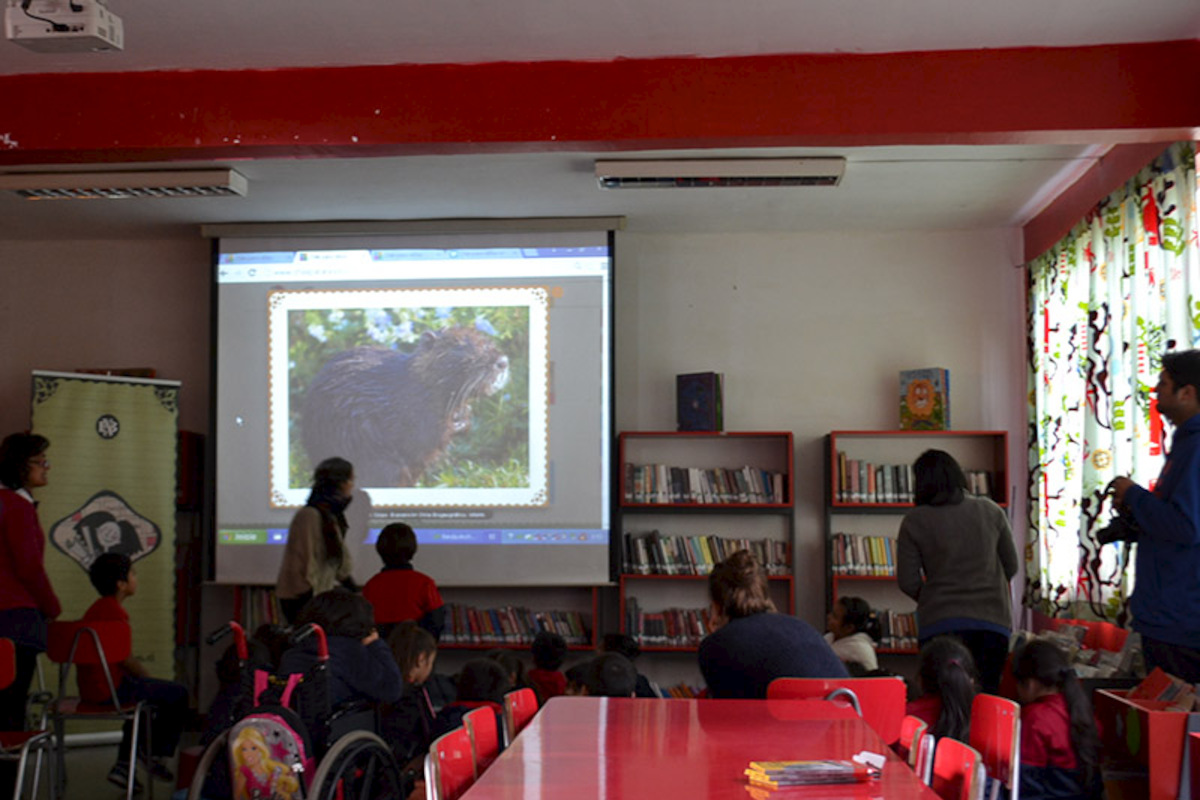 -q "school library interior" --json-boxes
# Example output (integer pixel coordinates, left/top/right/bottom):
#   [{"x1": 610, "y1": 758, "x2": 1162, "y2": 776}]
[{"x1": 1, "y1": 5, "x2": 1199, "y2": 799}]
